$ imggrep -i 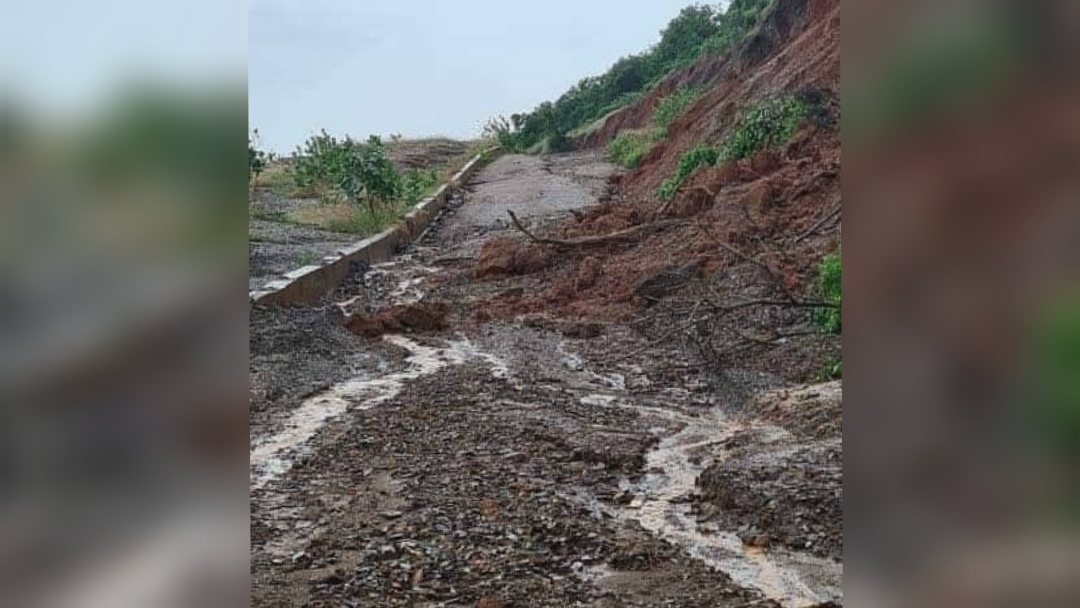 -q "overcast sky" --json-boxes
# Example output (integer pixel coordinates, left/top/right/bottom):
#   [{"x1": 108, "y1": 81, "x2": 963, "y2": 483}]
[
  {"x1": 0, "y1": 1, "x2": 246, "y2": 118},
  {"x1": 249, "y1": 0, "x2": 705, "y2": 153}
]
